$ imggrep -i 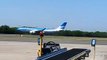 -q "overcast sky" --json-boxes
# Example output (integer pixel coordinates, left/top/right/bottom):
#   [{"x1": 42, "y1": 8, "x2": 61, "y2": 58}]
[{"x1": 0, "y1": 0, "x2": 107, "y2": 31}]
